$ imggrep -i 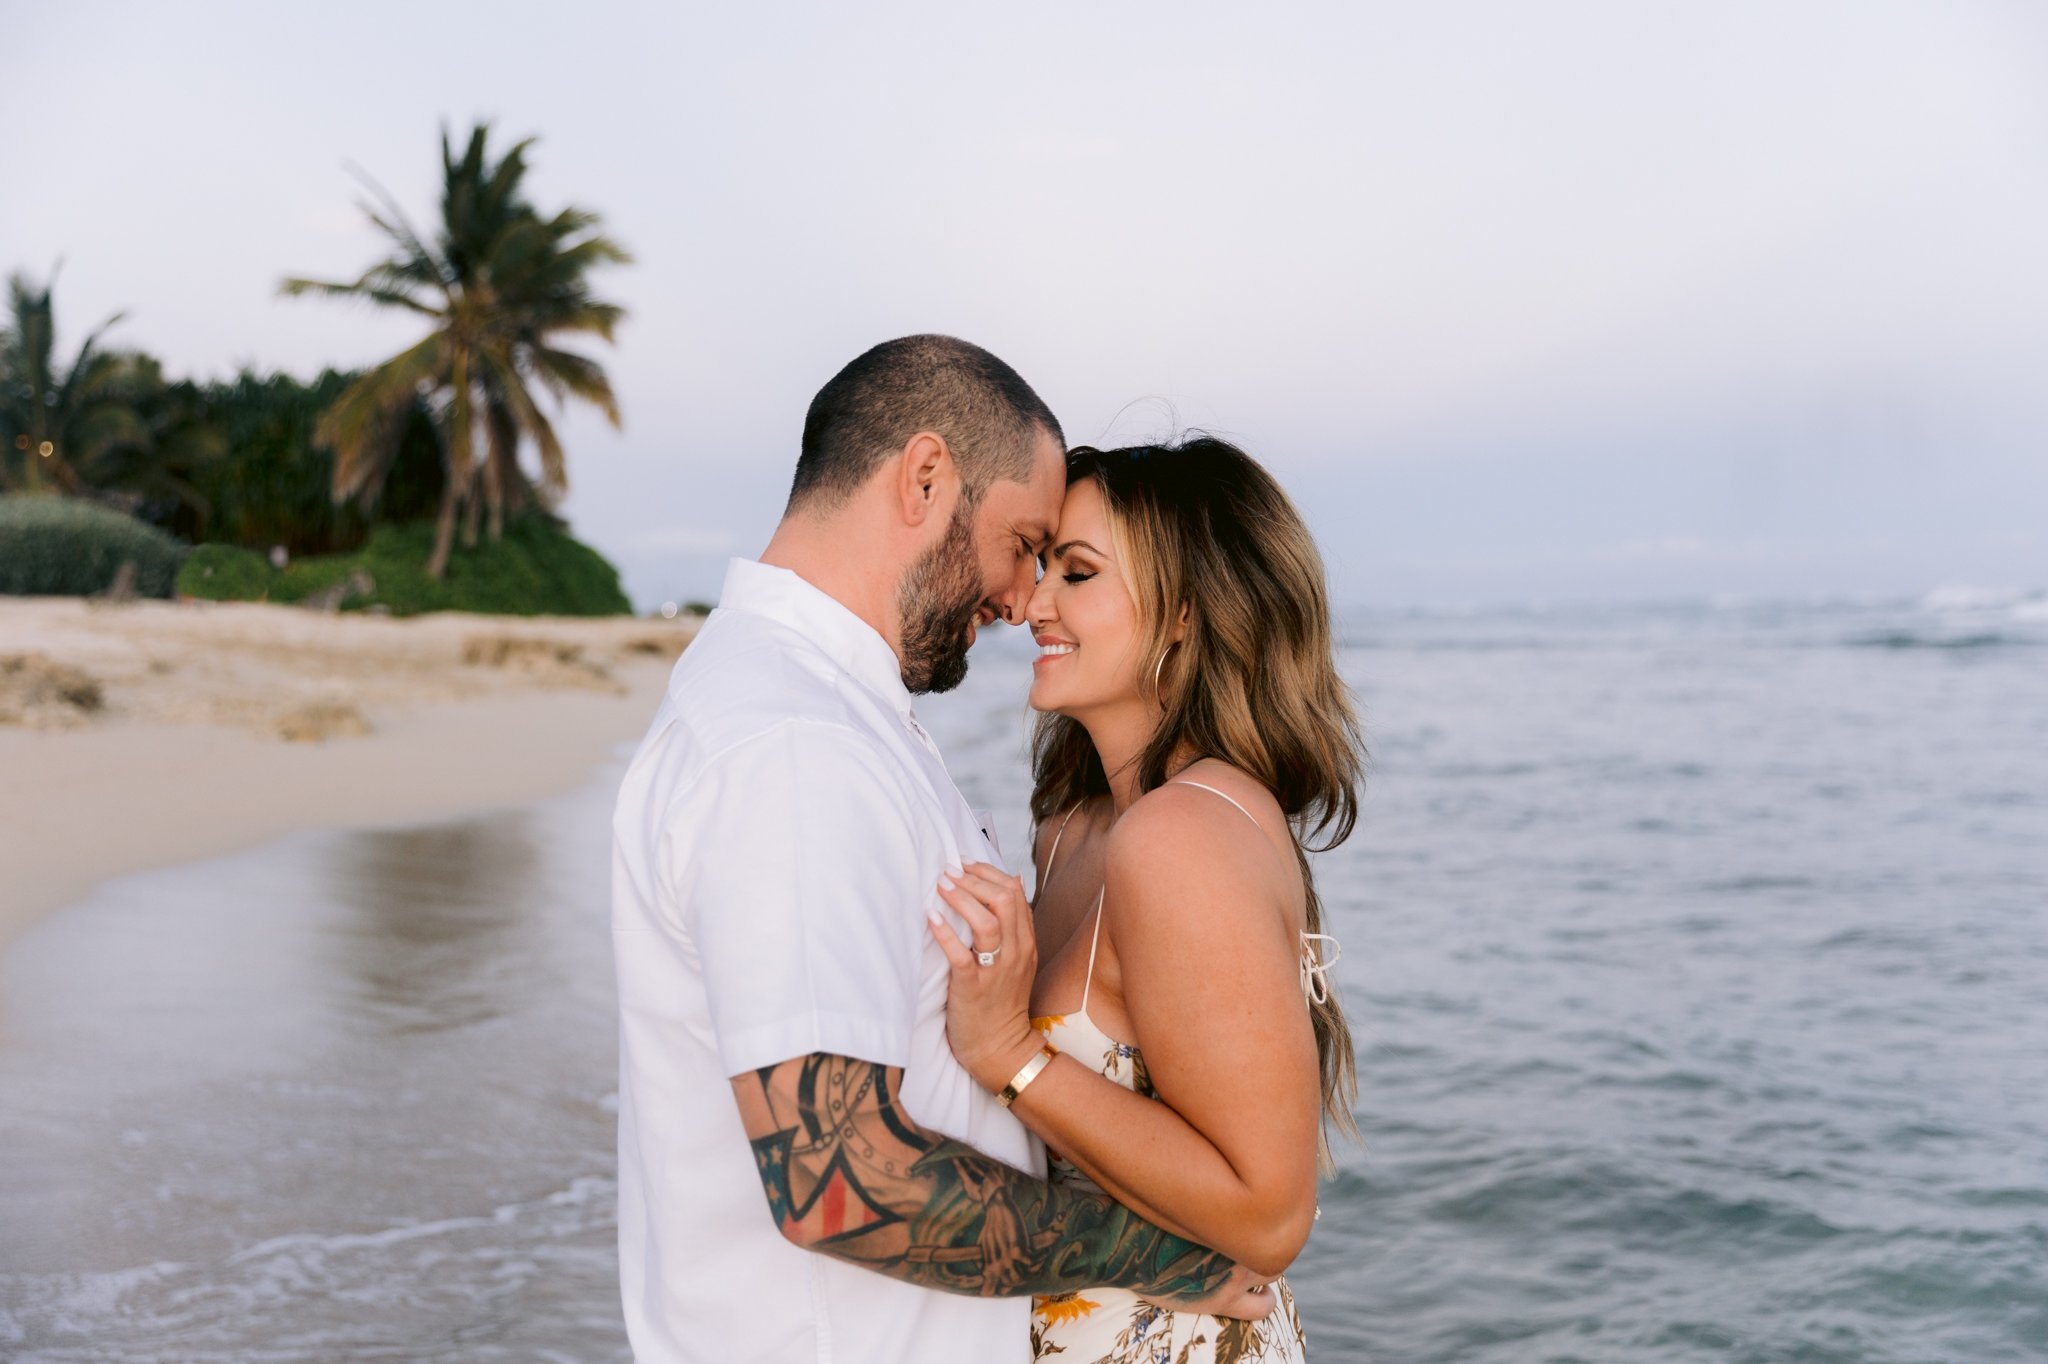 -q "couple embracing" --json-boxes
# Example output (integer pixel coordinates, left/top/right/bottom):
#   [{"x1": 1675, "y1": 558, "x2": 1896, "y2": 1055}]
[{"x1": 612, "y1": 335, "x2": 1362, "y2": 1363}]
